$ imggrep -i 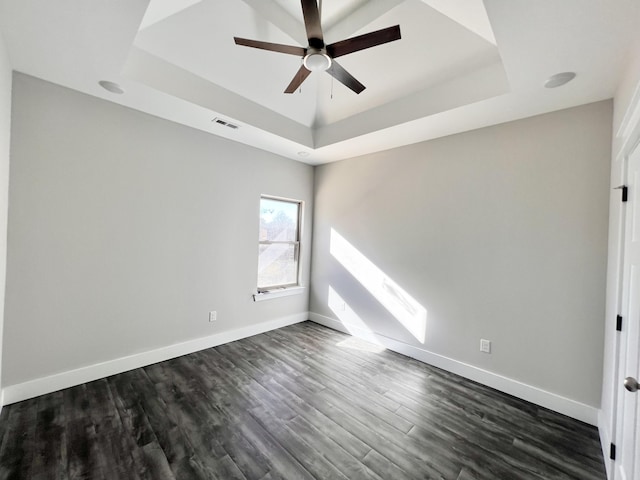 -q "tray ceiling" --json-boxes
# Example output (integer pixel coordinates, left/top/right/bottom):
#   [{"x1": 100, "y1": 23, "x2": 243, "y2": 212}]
[{"x1": 0, "y1": 0, "x2": 638, "y2": 163}]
